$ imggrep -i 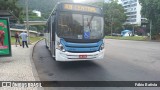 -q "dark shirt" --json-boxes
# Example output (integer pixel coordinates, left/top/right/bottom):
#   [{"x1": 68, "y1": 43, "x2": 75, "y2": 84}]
[{"x1": 15, "y1": 33, "x2": 19, "y2": 38}]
